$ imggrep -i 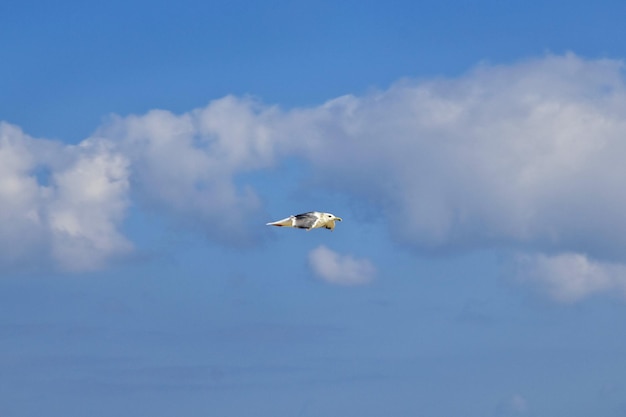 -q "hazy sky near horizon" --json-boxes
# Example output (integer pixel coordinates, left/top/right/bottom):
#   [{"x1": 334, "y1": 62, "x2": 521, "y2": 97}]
[{"x1": 3, "y1": 1, "x2": 626, "y2": 416}]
